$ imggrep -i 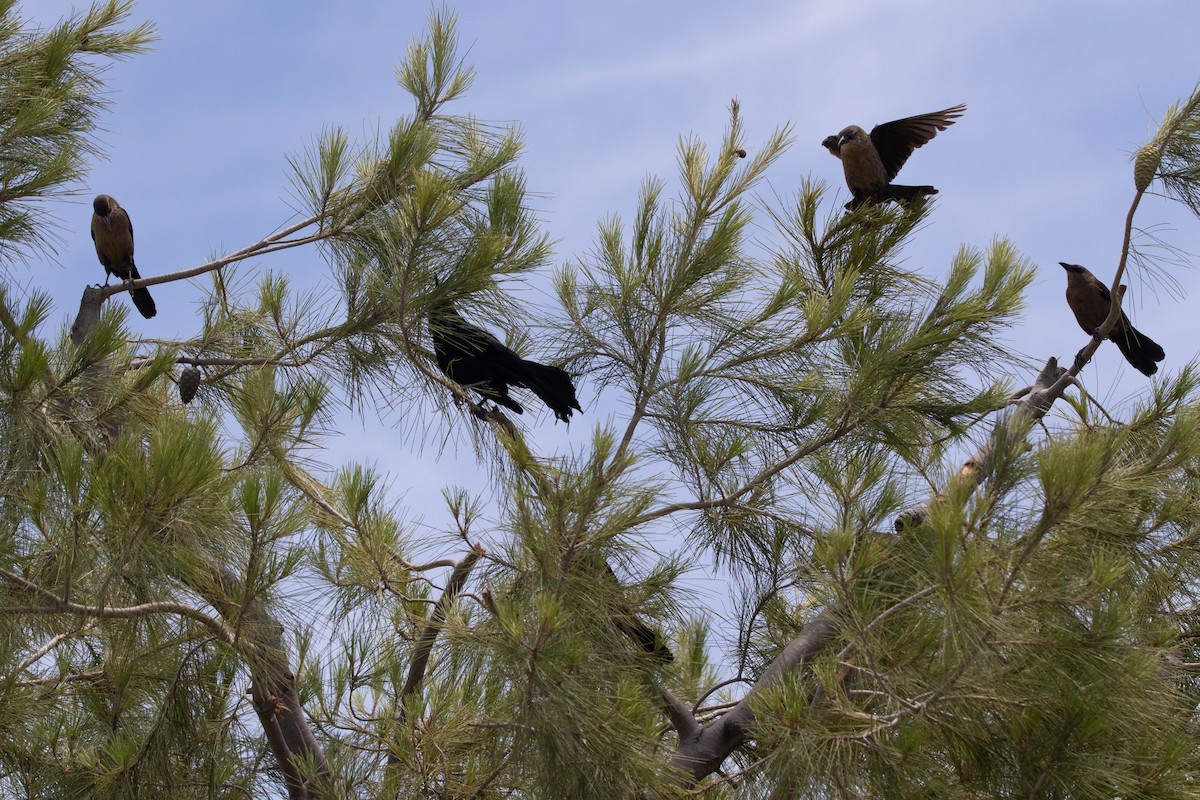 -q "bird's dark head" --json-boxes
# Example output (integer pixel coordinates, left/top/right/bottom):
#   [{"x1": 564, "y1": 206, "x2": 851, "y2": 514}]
[
  {"x1": 836, "y1": 126, "x2": 863, "y2": 148},
  {"x1": 820, "y1": 135, "x2": 841, "y2": 157},
  {"x1": 1058, "y1": 262, "x2": 1087, "y2": 275},
  {"x1": 93, "y1": 195, "x2": 114, "y2": 229}
]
